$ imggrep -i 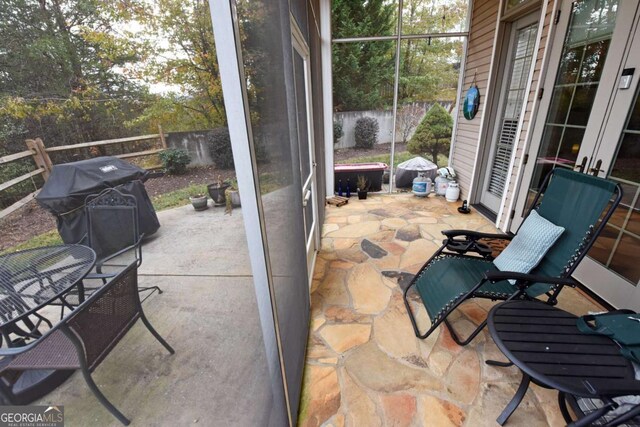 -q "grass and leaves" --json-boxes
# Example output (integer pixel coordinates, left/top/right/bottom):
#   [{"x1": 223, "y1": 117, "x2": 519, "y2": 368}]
[
  {"x1": 151, "y1": 183, "x2": 208, "y2": 211},
  {"x1": 1, "y1": 230, "x2": 62, "y2": 254}
]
